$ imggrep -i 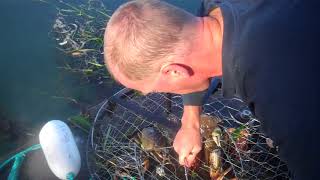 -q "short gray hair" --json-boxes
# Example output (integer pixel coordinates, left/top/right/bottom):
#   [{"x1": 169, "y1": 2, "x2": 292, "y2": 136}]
[{"x1": 104, "y1": 0, "x2": 198, "y2": 80}]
